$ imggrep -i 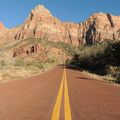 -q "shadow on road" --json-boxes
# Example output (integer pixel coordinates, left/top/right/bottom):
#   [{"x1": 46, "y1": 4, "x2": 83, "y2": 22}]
[
  {"x1": 74, "y1": 76, "x2": 101, "y2": 82},
  {"x1": 59, "y1": 64, "x2": 103, "y2": 82},
  {"x1": 59, "y1": 64, "x2": 82, "y2": 72}
]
